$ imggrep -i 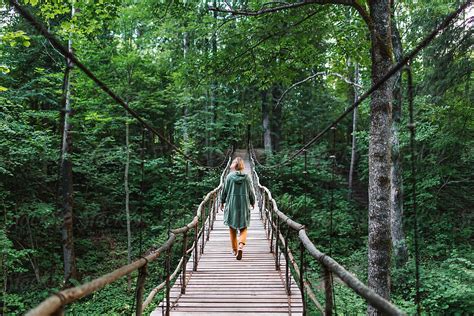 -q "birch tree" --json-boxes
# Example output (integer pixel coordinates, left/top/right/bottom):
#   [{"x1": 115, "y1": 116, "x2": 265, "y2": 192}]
[{"x1": 59, "y1": 1, "x2": 77, "y2": 285}]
